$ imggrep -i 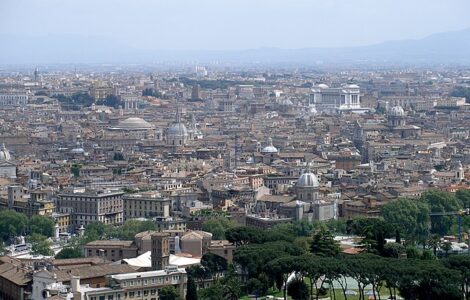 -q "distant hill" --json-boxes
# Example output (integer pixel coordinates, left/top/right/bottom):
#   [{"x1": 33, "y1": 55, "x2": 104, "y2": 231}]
[{"x1": 1, "y1": 28, "x2": 470, "y2": 65}]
